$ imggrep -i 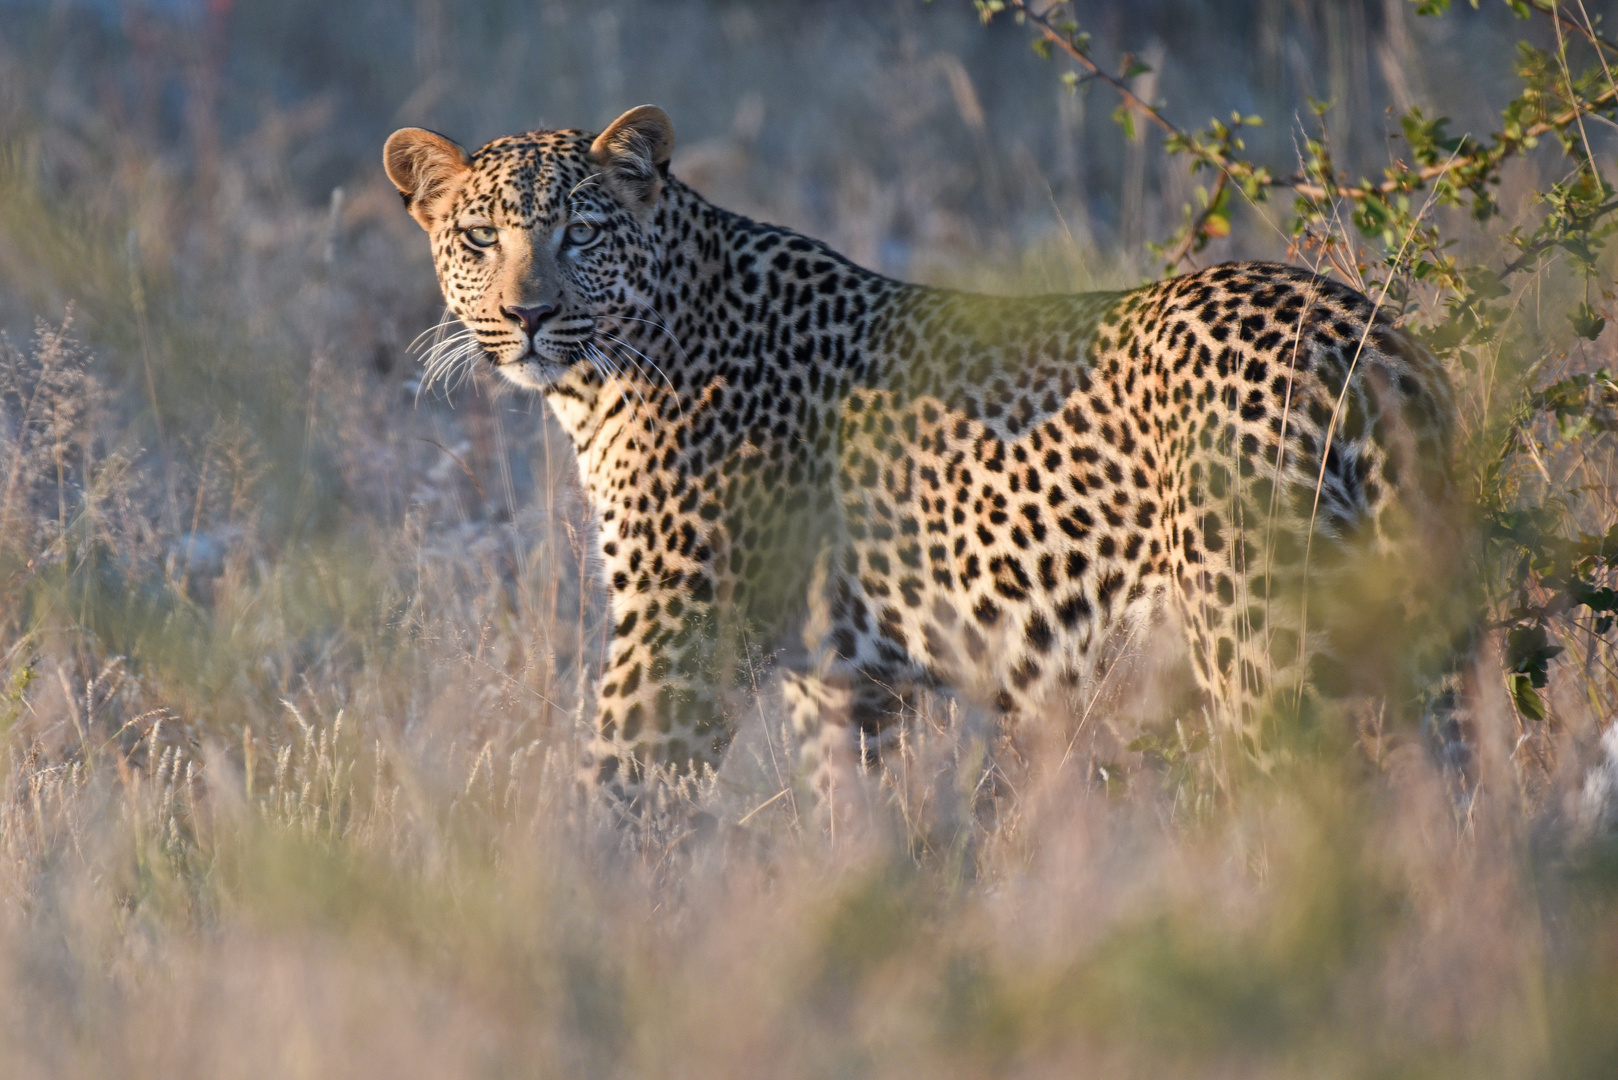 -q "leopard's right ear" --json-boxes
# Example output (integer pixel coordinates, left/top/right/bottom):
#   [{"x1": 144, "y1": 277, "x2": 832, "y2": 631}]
[{"x1": 383, "y1": 128, "x2": 471, "y2": 231}]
